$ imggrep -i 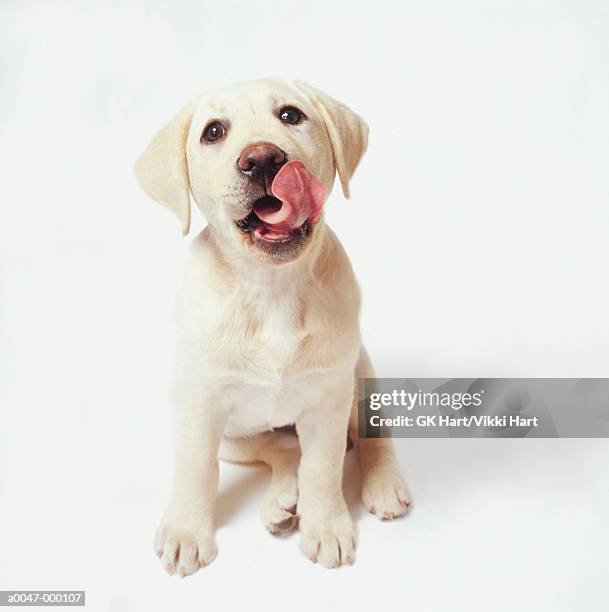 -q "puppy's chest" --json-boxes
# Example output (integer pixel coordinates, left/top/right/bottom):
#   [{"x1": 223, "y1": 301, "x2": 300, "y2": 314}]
[
  {"x1": 207, "y1": 289, "x2": 307, "y2": 380},
  {"x1": 208, "y1": 292, "x2": 312, "y2": 435},
  {"x1": 250, "y1": 300, "x2": 304, "y2": 368}
]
